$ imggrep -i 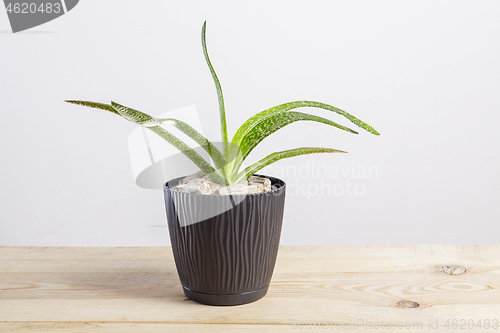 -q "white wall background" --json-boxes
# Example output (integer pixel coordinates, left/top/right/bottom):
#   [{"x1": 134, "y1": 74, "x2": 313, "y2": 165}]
[{"x1": 1, "y1": 0, "x2": 499, "y2": 246}]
